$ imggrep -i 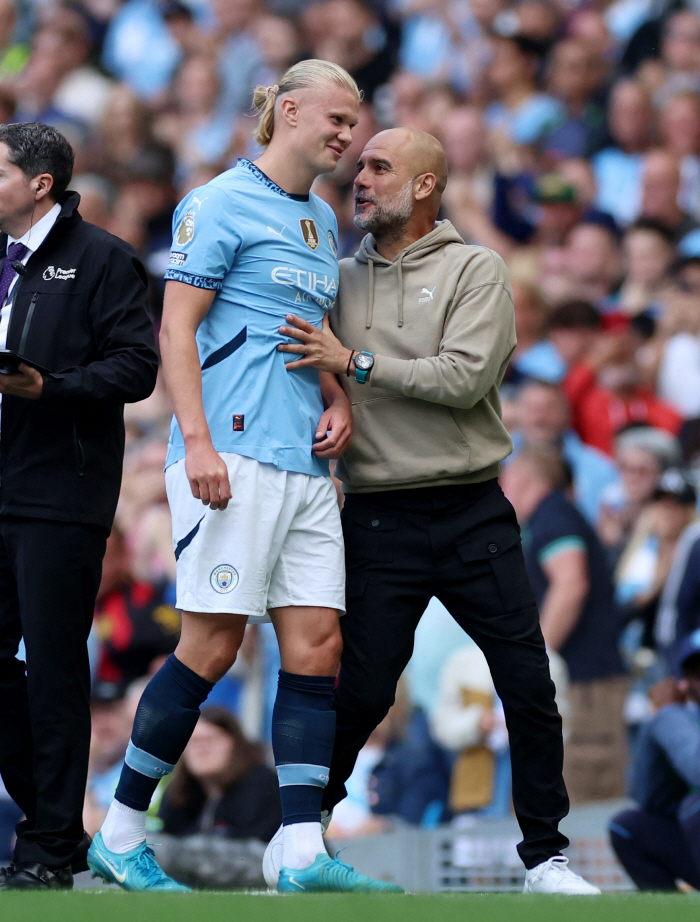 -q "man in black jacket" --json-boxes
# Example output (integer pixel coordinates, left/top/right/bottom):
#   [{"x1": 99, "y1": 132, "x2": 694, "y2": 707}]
[{"x1": 0, "y1": 123, "x2": 158, "y2": 889}]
